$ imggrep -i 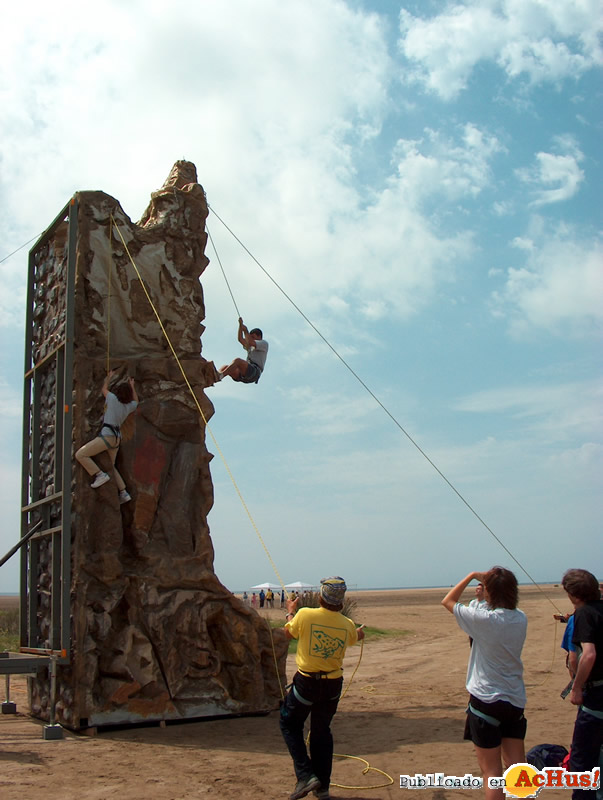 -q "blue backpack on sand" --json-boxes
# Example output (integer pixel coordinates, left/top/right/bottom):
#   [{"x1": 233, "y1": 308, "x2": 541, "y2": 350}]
[{"x1": 526, "y1": 743, "x2": 568, "y2": 769}]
